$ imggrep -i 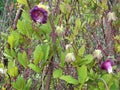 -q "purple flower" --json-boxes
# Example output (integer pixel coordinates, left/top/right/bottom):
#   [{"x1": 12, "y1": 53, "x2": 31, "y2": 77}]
[
  {"x1": 30, "y1": 6, "x2": 48, "y2": 24},
  {"x1": 101, "y1": 59, "x2": 114, "y2": 73}
]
